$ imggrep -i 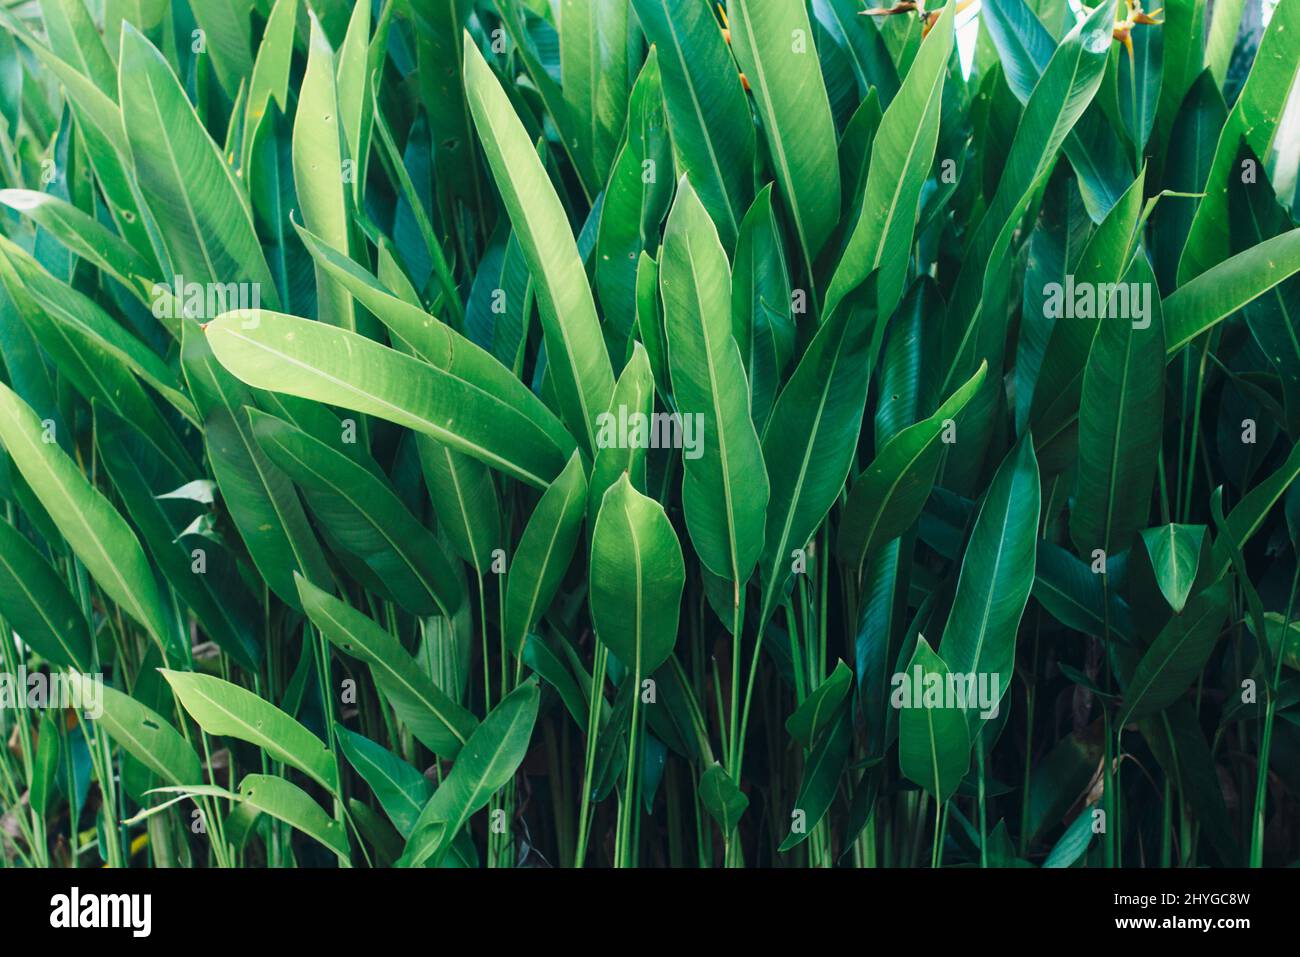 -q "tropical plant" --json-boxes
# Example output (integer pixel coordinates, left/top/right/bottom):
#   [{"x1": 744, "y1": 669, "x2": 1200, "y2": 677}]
[{"x1": 0, "y1": 0, "x2": 1298, "y2": 870}]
